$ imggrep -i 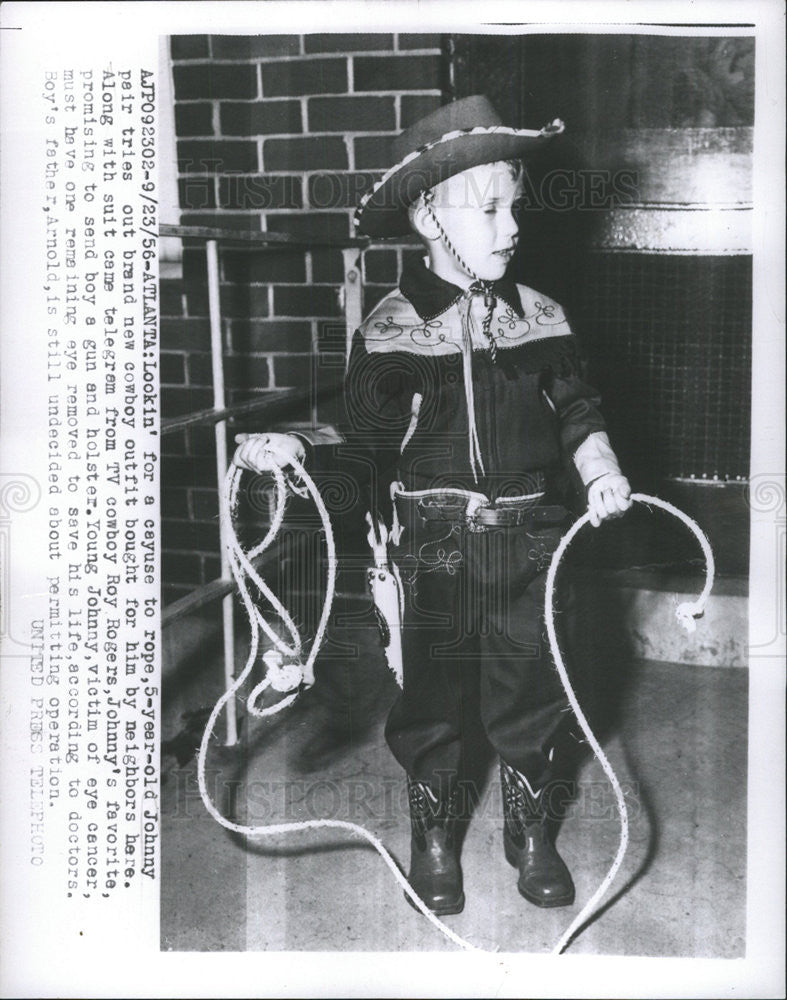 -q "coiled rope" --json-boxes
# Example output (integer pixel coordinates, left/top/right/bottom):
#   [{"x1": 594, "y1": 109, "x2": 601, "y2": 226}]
[{"x1": 198, "y1": 448, "x2": 714, "y2": 955}]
